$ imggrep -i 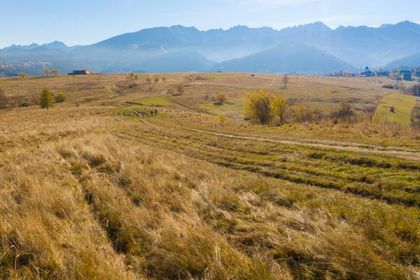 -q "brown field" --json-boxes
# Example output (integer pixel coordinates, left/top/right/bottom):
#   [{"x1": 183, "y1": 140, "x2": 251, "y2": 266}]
[{"x1": 0, "y1": 73, "x2": 419, "y2": 280}]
